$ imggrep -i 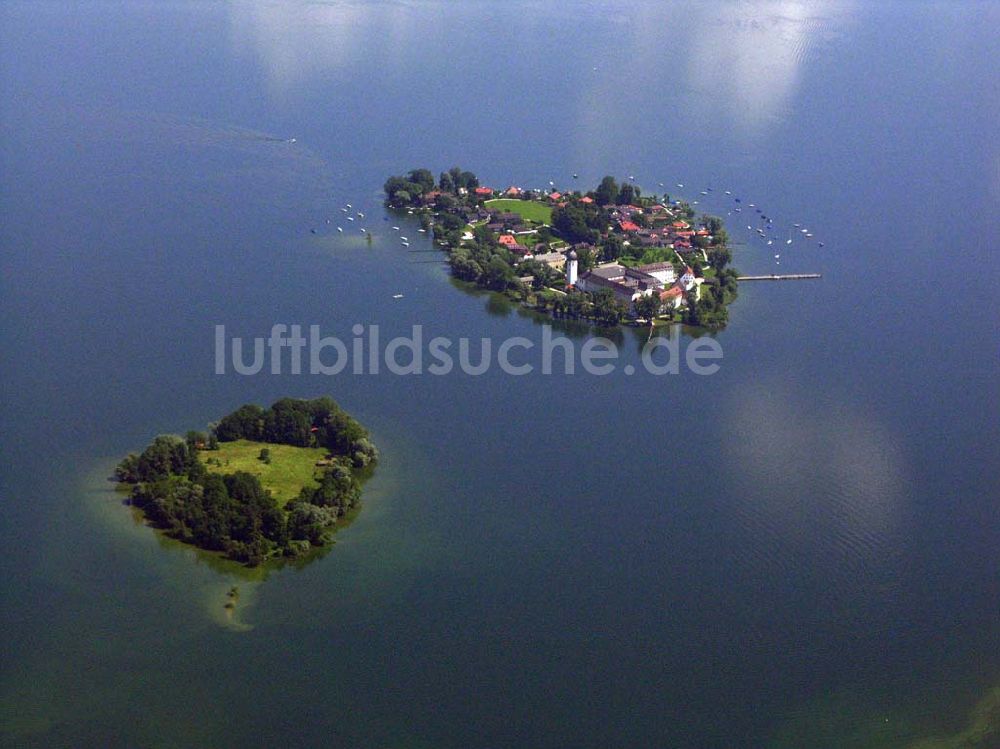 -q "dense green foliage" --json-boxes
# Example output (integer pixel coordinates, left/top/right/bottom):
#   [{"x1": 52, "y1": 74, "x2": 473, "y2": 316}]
[
  {"x1": 116, "y1": 398, "x2": 377, "y2": 566},
  {"x1": 551, "y1": 202, "x2": 603, "y2": 244},
  {"x1": 686, "y1": 268, "x2": 739, "y2": 330},
  {"x1": 384, "y1": 165, "x2": 479, "y2": 208}
]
